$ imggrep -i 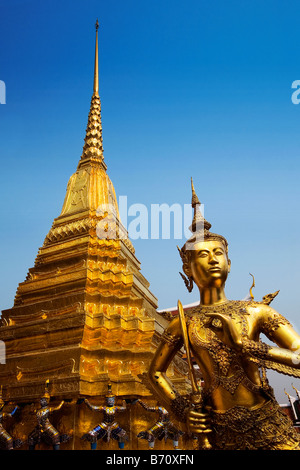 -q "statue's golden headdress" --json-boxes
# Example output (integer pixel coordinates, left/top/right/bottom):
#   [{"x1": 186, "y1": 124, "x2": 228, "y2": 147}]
[
  {"x1": 177, "y1": 178, "x2": 228, "y2": 292},
  {"x1": 105, "y1": 382, "x2": 115, "y2": 398},
  {"x1": 189, "y1": 177, "x2": 212, "y2": 234},
  {"x1": 42, "y1": 379, "x2": 51, "y2": 400}
]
